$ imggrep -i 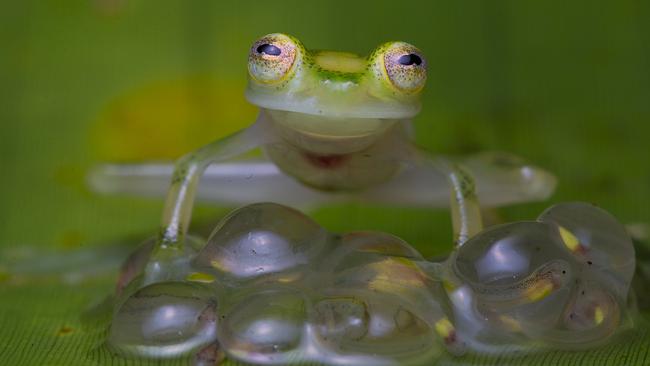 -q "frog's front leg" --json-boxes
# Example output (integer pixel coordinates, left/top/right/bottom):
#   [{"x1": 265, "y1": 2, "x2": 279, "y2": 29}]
[
  {"x1": 388, "y1": 145, "x2": 484, "y2": 246},
  {"x1": 426, "y1": 155, "x2": 484, "y2": 246},
  {"x1": 159, "y1": 116, "x2": 273, "y2": 249}
]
